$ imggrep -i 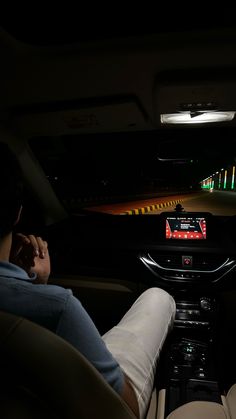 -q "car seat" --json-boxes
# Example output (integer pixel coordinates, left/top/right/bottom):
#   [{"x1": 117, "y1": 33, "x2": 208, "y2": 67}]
[
  {"x1": 0, "y1": 310, "x2": 137, "y2": 419},
  {"x1": 0, "y1": 310, "x2": 159, "y2": 419},
  {"x1": 165, "y1": 385, "x2": 236, "y2": 419}
]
